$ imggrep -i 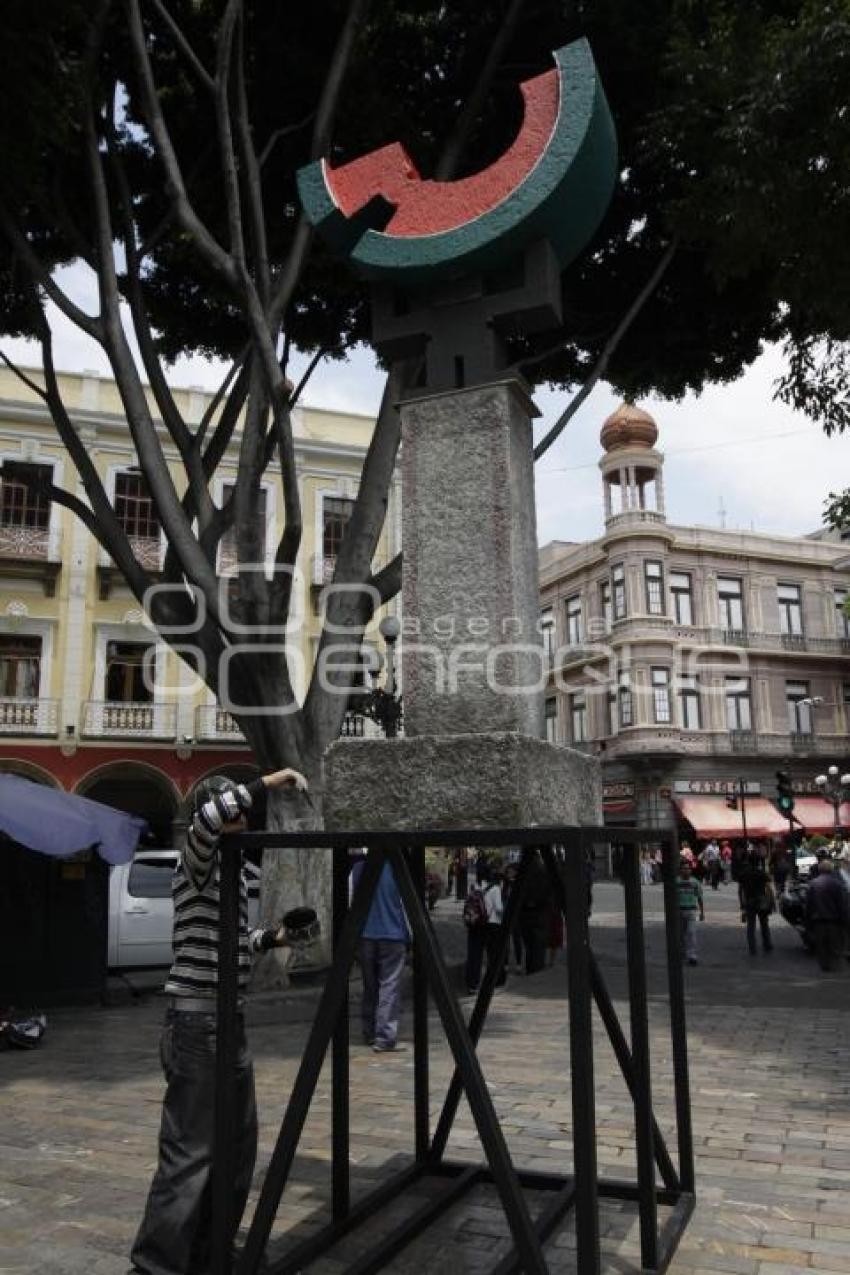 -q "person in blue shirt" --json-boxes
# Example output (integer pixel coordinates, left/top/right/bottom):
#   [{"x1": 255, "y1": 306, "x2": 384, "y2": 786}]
[{"x1": 350, "y1": 852, "x2": 409, "y2": 1052}]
